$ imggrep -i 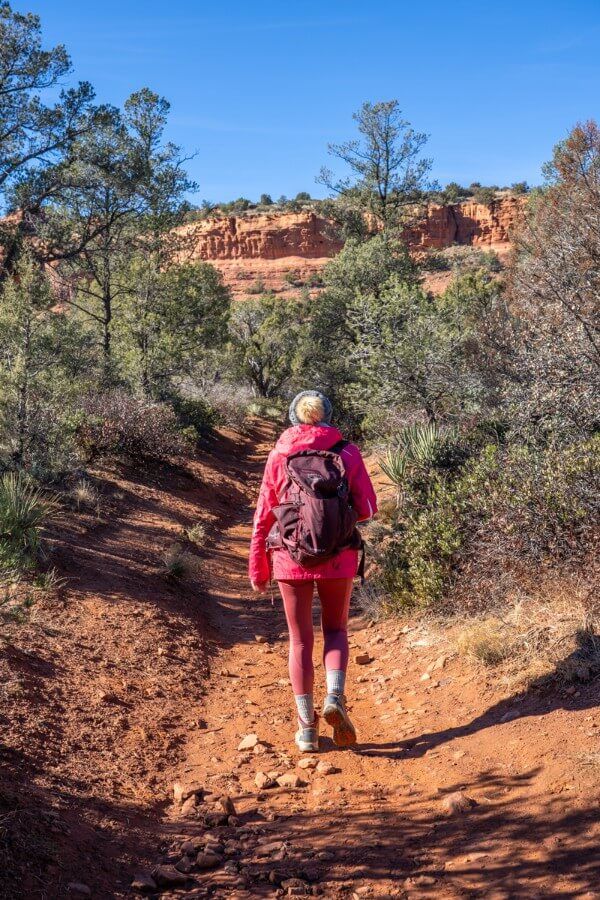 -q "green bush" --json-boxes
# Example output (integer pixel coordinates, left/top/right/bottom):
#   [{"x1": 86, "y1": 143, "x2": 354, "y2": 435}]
[
  {"x1": 0, "y1": 473, "x2": 59, "y2": 573},
  {"x1": 169, "y1": 396, "x2": 219, "y2": 435},
  {"x1": 377, "y1": 435, "x2": 600, "y2": 611}
]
